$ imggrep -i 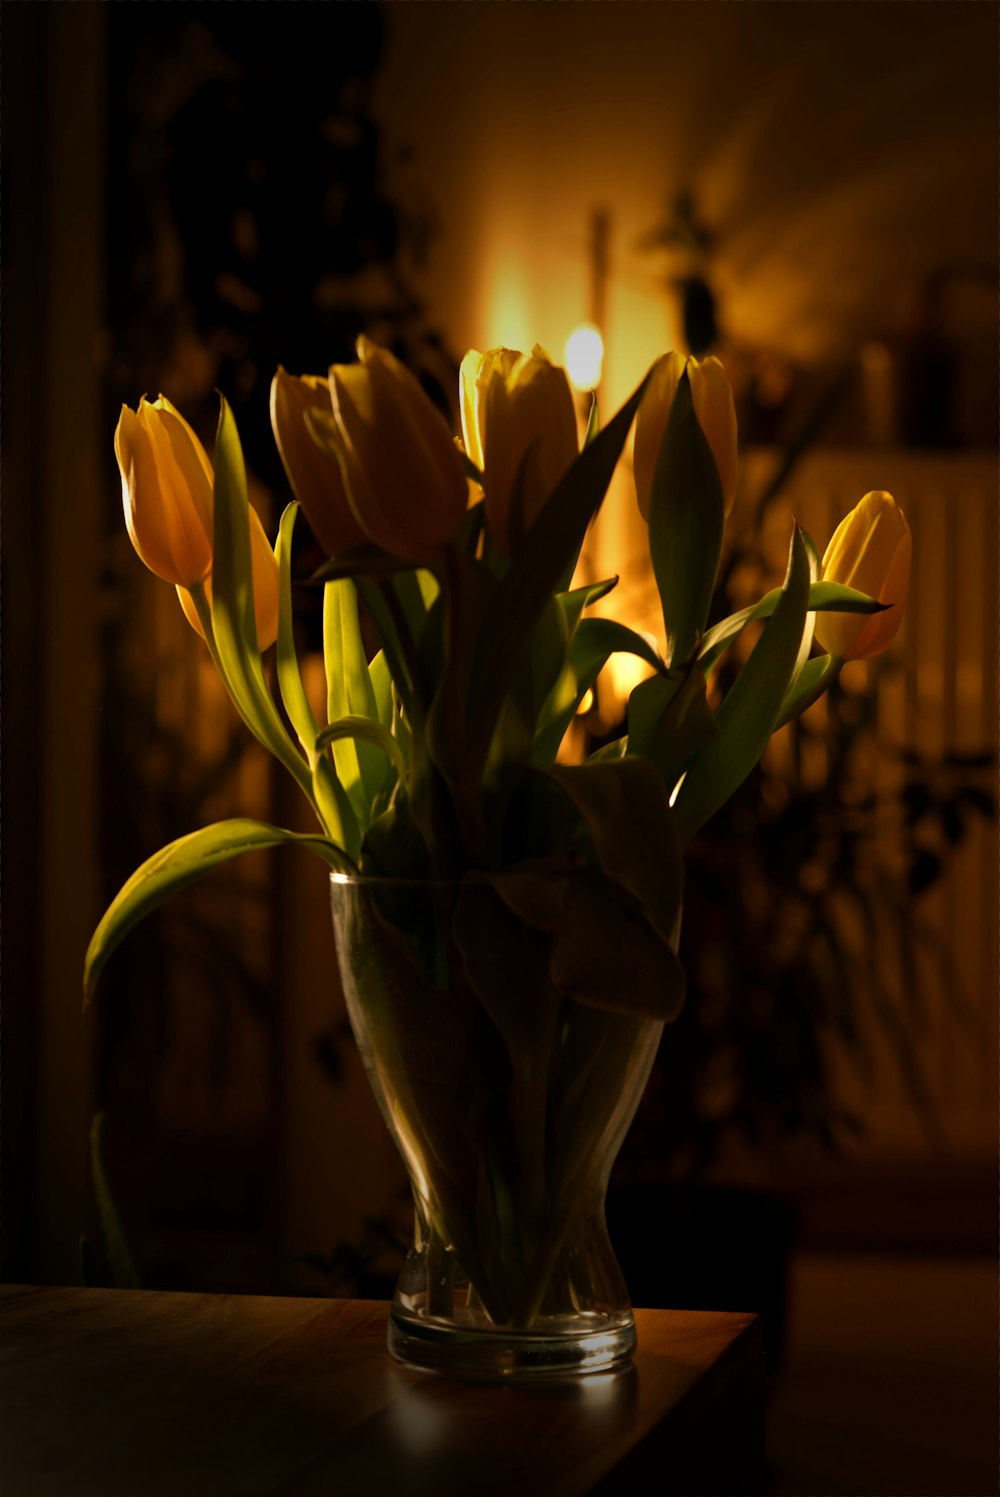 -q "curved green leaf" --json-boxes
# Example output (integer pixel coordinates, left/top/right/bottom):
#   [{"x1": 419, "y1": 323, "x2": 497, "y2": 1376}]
[
  {"x1": 557, "y1": 575, "x2": 618, "y2": 636},
  {"x1": 534, "y1": 618, "x2": 665, "y2": 764},
  {"x1": 674, "y1": 525, "x2": 811, "y2": 845},
  {"x1": 699, "y1": 579, "x2": 887, "y2": 678},
  {"x1": 210, "y1": 399, "x2": 314, "y2": 801},
  {"x1": 776, "y1": 652, "x2": 841, "y2": 729},
  {"x1": 316, "y1": 714, "x2": 407, "y2": 776},
  {"x1": 784, "y1": 527, "x2": 822, "y2": 710},
  {"x1": 84, "y1": 818, "x2": 352, "y2": 1004}
]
